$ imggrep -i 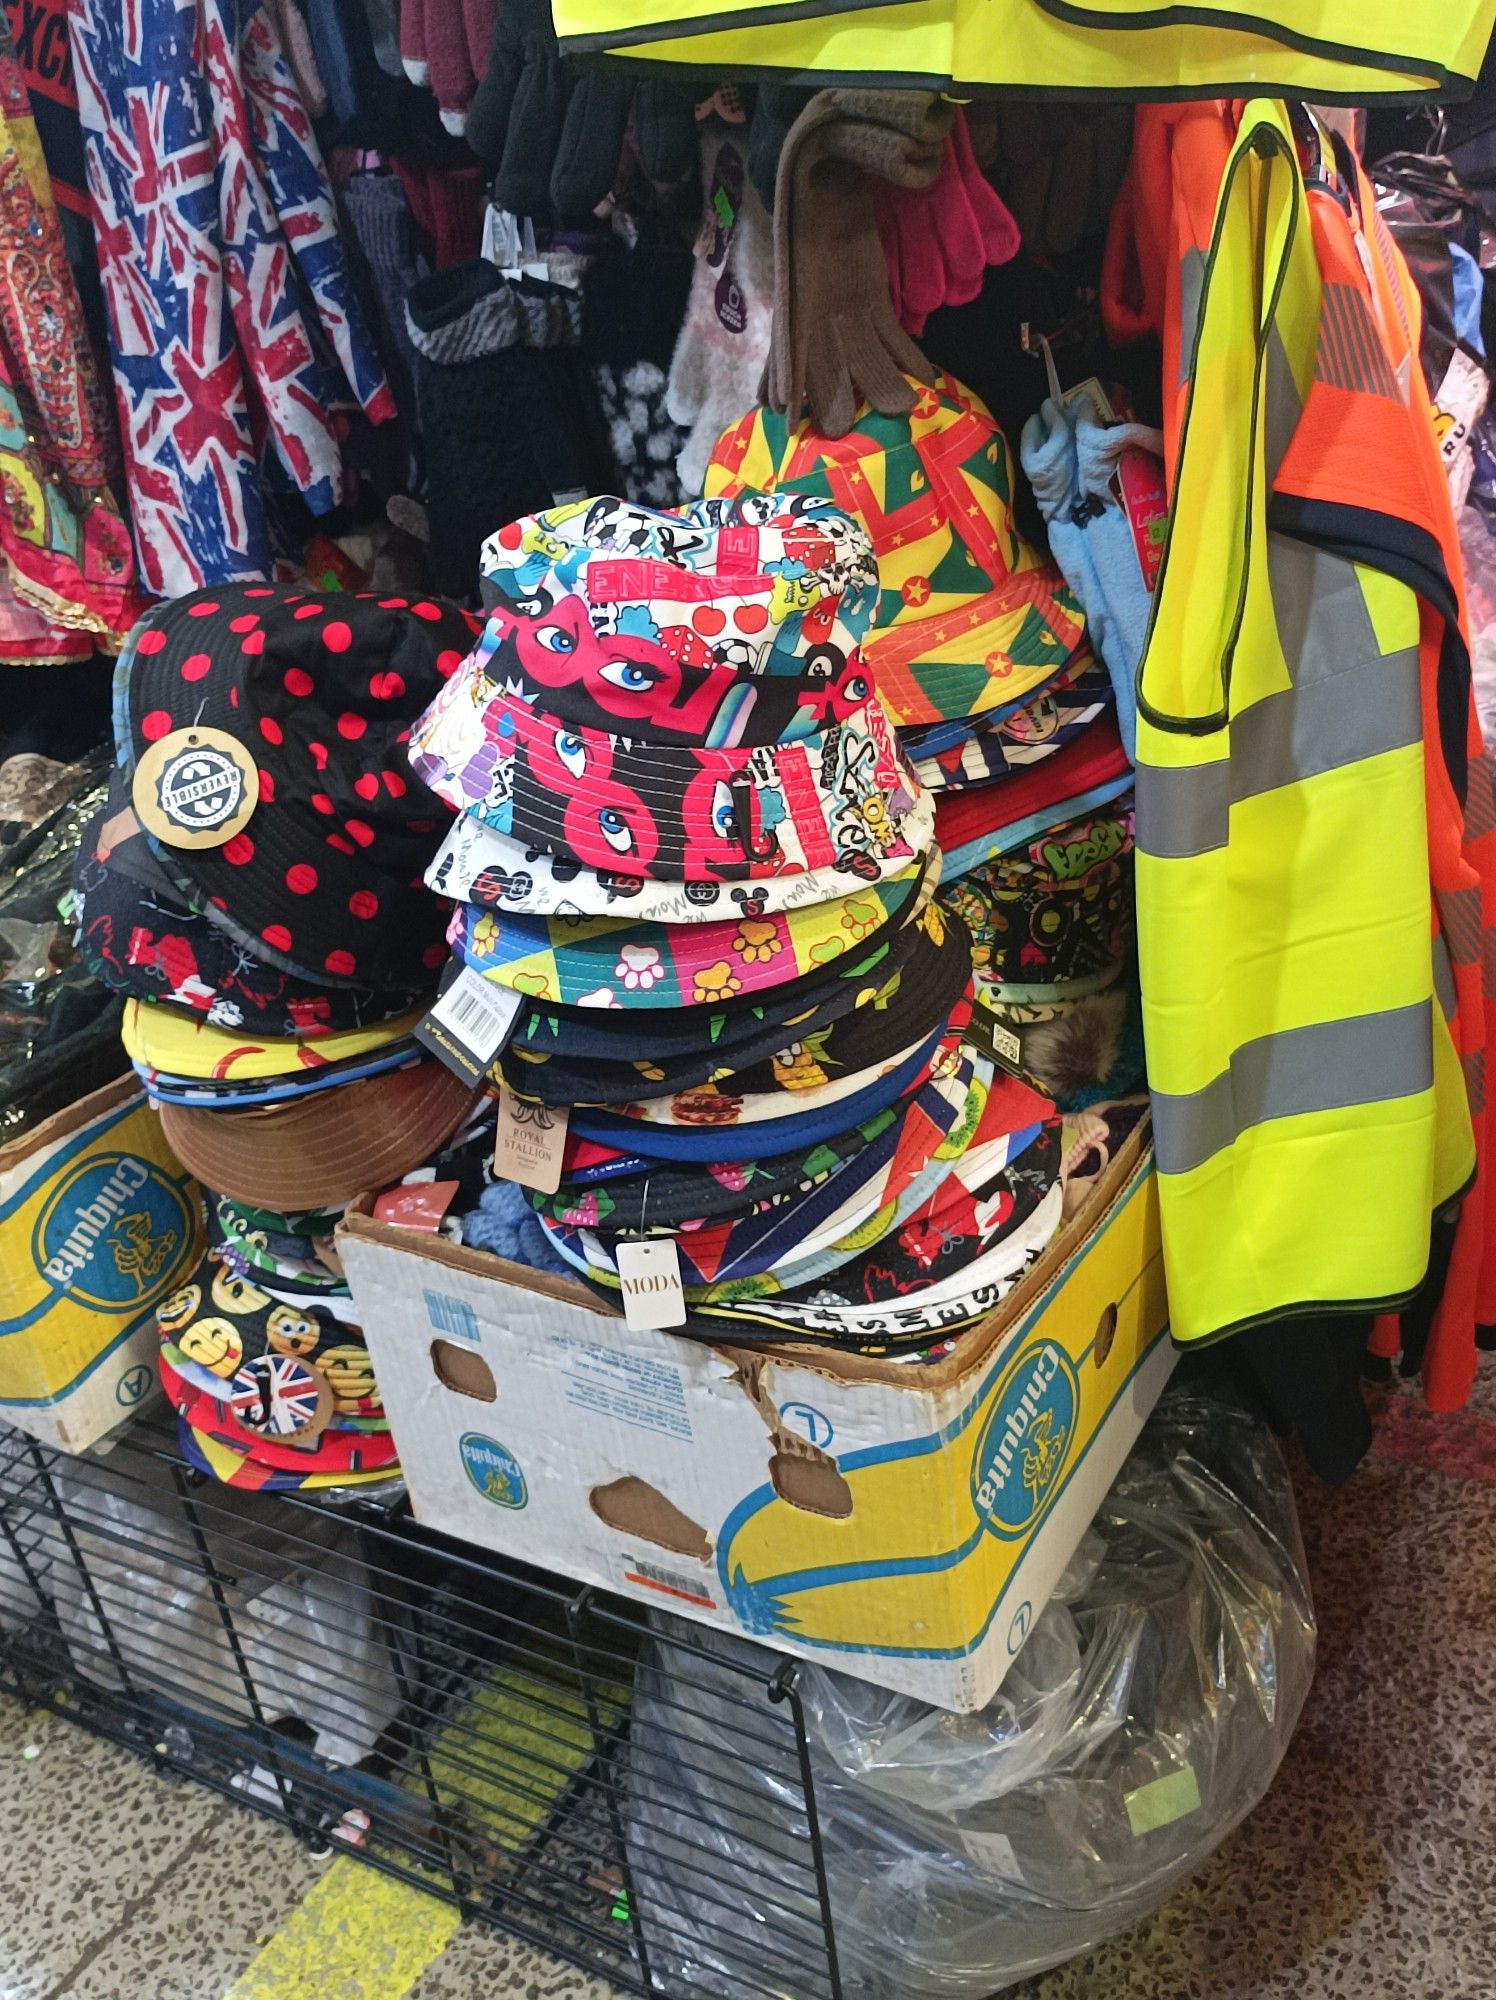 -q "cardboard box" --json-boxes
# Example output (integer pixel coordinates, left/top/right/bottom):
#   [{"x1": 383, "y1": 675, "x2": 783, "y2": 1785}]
[
  {"x1": 0, "y1": 1077, "x2": 203, "y2": 1452},
  {"x1": 339, "y1": 1128, "x2": 1172, "y2": 1713}
]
